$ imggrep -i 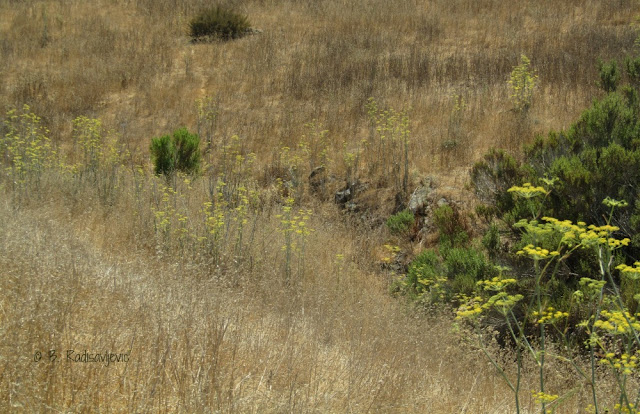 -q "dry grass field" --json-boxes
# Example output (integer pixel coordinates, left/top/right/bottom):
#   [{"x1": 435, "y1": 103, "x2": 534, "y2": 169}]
[{"x1": 1, "y1": 0, "x2": 639, "y2": 412}]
